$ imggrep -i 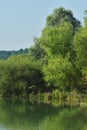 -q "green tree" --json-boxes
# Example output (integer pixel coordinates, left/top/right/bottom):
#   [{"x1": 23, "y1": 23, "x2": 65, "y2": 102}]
[
  {"x1": 0, "y1": 55, "x2": 46, "y2": 98},
  {"x1": 29, "y1": 37, "x2": 46, "y2": 60},
  {"x1": 41, "y1": 22, "x2": 73, "y2": 57},
  {"x1": 46, "y1": 7, "x2": 81, "y2": 32},
  {"x1": 74, "y1": 27, "x2": 87, "y2": 90},
  {"x1": 84, "y1": 10, "x2": 87, "y2": 27},
  {"x1": 43, "y1": 56, "x2": 81, "y2": 91},
  {"x1": 74, "y1": 27, "x2": 87, "y2": 68}
]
